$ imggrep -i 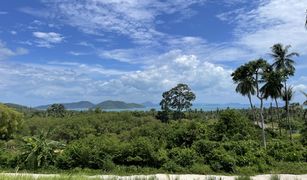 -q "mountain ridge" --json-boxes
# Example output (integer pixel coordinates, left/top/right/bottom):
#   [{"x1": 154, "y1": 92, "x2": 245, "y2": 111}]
[{"x1": 35, "y1": 100, "x2": 144, "y2": 110}]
